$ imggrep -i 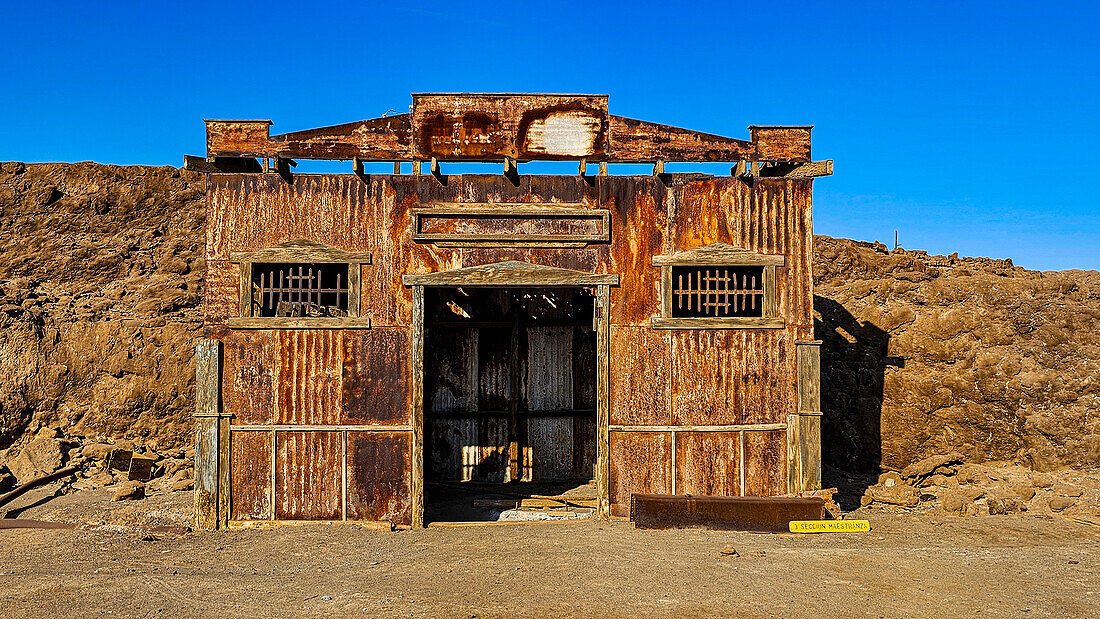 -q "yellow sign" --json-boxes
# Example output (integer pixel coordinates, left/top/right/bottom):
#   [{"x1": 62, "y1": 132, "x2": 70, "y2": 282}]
[{"x1": 789, "y1": 520, "x2": 871, "y2": 533}]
